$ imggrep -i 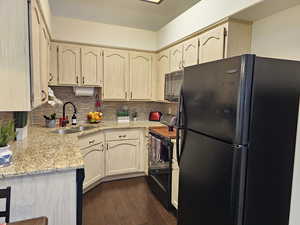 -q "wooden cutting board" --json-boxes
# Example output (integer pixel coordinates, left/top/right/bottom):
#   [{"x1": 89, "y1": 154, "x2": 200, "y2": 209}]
[{"x1": 150, "y1": 127, "x2": 177, "y2": 139}]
